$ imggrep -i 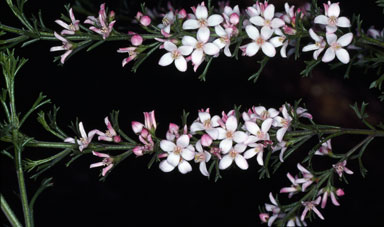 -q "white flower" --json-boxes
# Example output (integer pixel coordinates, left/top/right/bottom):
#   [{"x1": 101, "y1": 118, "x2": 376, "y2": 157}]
[
  {"x1": 213, "y1": 25, "x2": 232, "y2": 57},
  {"x1": 182, "y1": 3, "x2": 223, "y2": 43},
  {"x1": 264, "y1": 192, "x2": 282, "y2": 226},
  {"x1": 314, "y1": 2, "x2": 351, "y2": 33},
  {"x1": 269, "y1": 28, "x2": 289, "y2": 58},
  {"x1": 159, "y1": 134, "x2": 195, "y2": 174},
  {"x1": 219, "y1": 143, "x2": 248, "y2": 170},
  {"x1": 190, "y1": 111, "x2": 221, "y2": 139},
  {"x1": 158, "y1": 11, "x2": 175, "y2": 36},
  {"x1": 64, "y1": 122, "x2": 96, "y2": 152},
  {"x1": 50, "y1": 32, "x2": 73, "y2": 64},
  {"x1": 182, "y1": 34, "x2": 219, "y2": 70},
  {"x1": 243, "y1": 143, "x2": 265, "y2": 166},
  {"x1": 273, "y1": 105, "x2": 292, "y2": 142},
  {"x1": 301, "y1": 197, "x2": 324, "y2": 221},
  {"x1": 245, "y1": 25, "x2": 276, "y2": 57},
  {"x1": 245, "y1": 118, "x2": 273, "y2": 142},
  {"x1": 253, "y1": 106, "x2": 279, "y2": 121},
  {"x1": 302, "y1": 29, "x2": 326, "y2": 60},
  {"x1": 195, "y1": 140, "x2": 212, "y2": 177},
  {"x1": 249, "y1": 4, "x2": 285, "y2": 31},
  {"x1": 216, "y1": 116, "x2": 248, "y2": 153},
  {"x1": 55, "y1": 8, "x2": 79, "y2": 35},
  {"x1": 158, "y1": 41, "x2": 193, "y2": 72},
  {"x1": 322, "y1": 32, "x2": 353, "y2": 64}
]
